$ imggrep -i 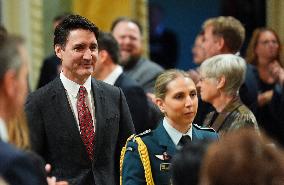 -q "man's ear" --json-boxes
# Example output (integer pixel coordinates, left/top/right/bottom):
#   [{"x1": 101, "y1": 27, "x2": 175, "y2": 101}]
[
  {"x1": 215, "y1": 37, "x2": 225, "y2": 52},
  {"x1": 217, "y1": 75, "x2": 226, "y2": 89},
  {"x1": 55, "y1": 44, "x2": 63, "y2": 59},
  {"x1": 98, "y1": 50, "x2": 108, "y2": 63}
]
